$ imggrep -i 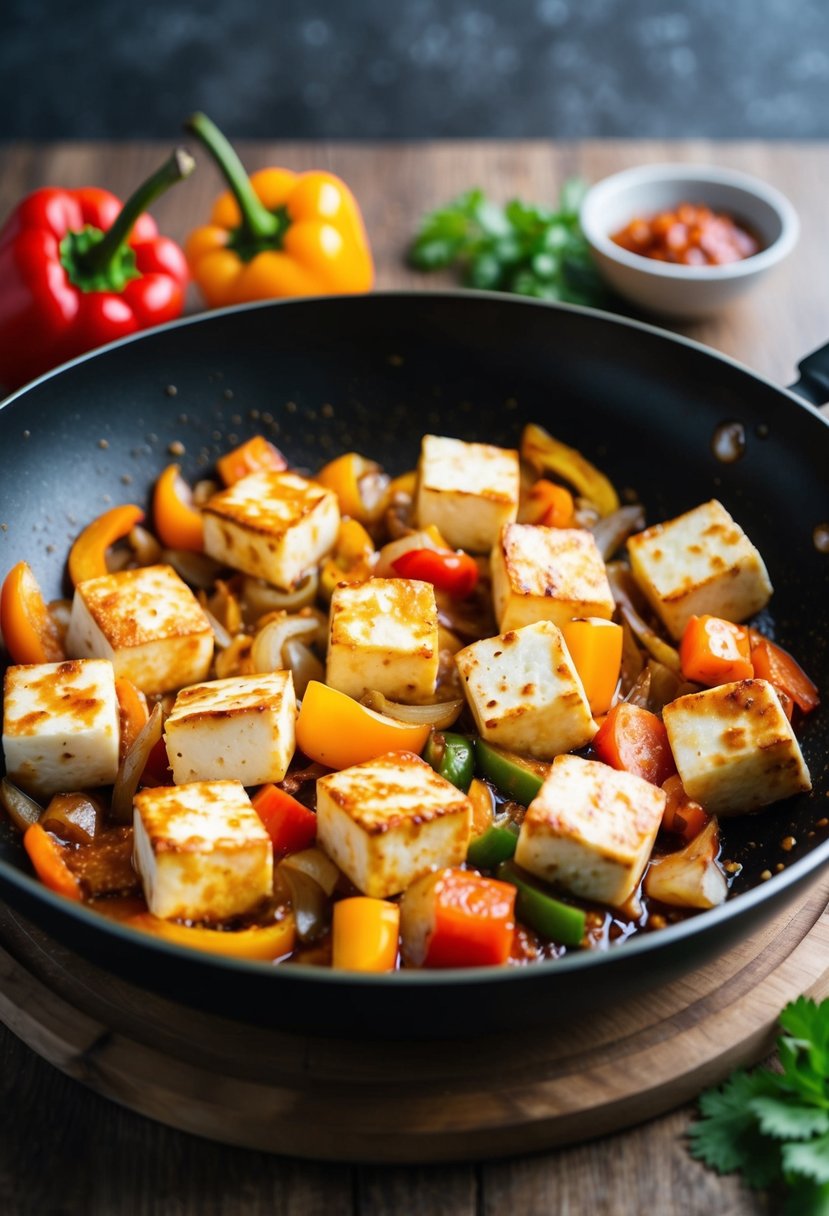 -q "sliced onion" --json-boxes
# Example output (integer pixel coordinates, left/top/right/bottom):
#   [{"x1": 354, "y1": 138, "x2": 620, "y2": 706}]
[
  {"x1": 0, "y1": 779, "x2": 43, "y2": 833},
  {"x1": 161, "y1": 548, "x2": 225, "y2": 590},
  {"x1": 283, "y1": 638, "x2": 325, "y2": 698},
  {"x1": 619, "y1": 604, "x2": 682, "y2": 674},
  {"x1": 203, "y1": 607, "x2": 233, "y2": 650},
  {"x1": 280, "y1": 847, "x2": 340, "y2": 896},
  {"x1": 360, "y1": 689, "x2": 464, "y2": 729},
  {"x1": 41, "y1": 792, "x2": 102, "y2": 845},
  {"x1": 644, "y1": 818, "x2": 728, "y2": 909},
  {"x1": 111, "y1": 703, "x2": 163, "y2": 823},
  {"x1": 374, "y1": 529, "x2": 445, "y2": 578},
  {"x1": 590, "y1": 504, "x2": 647, "y2": 562},
  {"x1": 624, "y1": 667, "x2": 652, "y2": 709},
  {"x1": 129, "y1": 525, "x2": 163, "y2": 566},
  {"x1": 242, "y1": 570, "x2": 319, "y2": 618},
  {"x1": 193, "y1": 479, "x2": 219, "y2": 507},
  {"x1": 251, "y1": 612, "x2": 321, "y2": 673},
  {"x1": 275, "y1": 861, "x2": 330, "y2": 943}
]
